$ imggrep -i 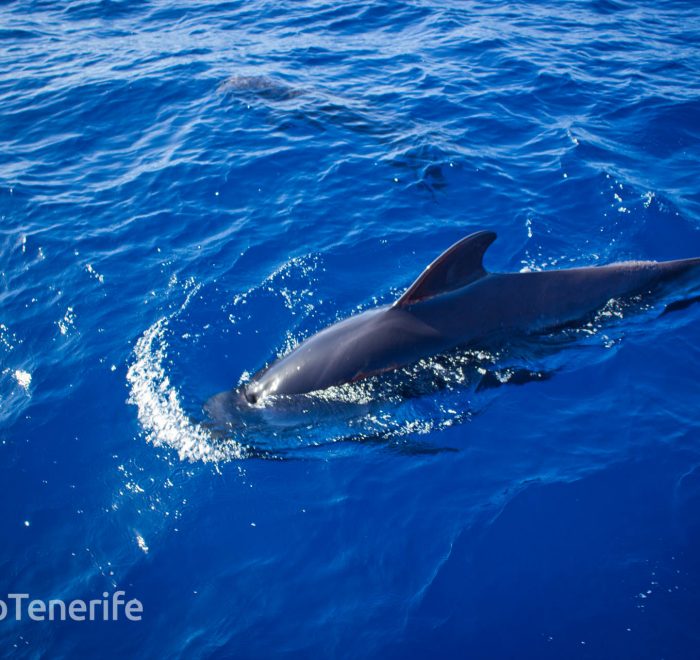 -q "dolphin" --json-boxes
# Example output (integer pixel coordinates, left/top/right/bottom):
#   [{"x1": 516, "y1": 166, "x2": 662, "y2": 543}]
[
  {"x1": 205, "y1": 231, "x2": 700, "y2": 417},
  {"x1": 218, "y1": 75, "x2": 303, "y2": 101}
]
